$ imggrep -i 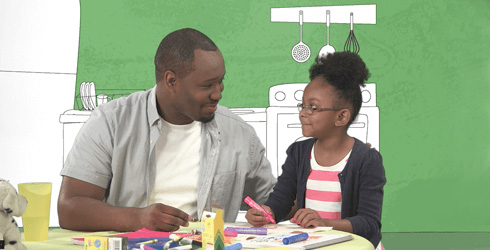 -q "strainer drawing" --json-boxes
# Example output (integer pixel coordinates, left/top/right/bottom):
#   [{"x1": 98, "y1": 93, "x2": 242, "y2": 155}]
[{"x1": 291, "y1": 10, "x2": 310, "y2": 63}]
